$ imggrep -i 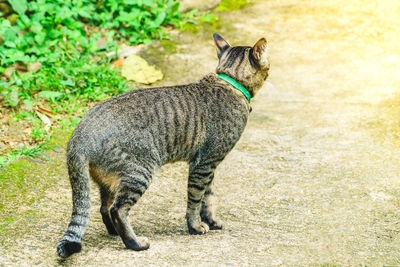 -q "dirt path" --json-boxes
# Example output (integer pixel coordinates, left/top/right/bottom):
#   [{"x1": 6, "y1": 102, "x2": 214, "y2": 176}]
[{"x1": 2, "y1": 0, "x2": 400, "y2": 265}]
